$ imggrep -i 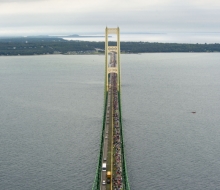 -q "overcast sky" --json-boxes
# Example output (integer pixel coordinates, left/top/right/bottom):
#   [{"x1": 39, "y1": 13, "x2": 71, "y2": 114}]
[{"x1": 0, "y1": 0, "x2": 220, "y2": 36}]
